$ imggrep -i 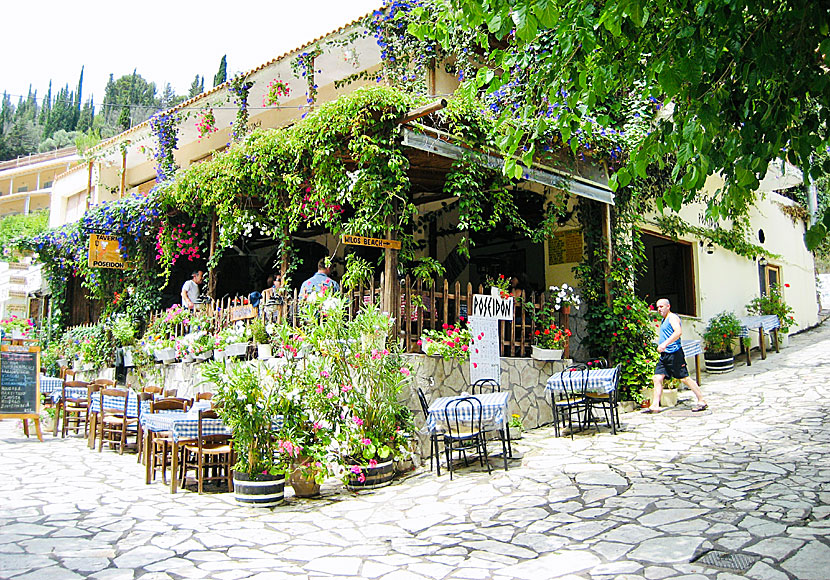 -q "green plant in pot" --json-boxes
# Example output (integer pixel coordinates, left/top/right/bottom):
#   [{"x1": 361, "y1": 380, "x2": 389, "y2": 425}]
[
  {"x1": 746, "y1": 283, "x2": 797, "y2": 334},
  {"x1": 203, "y1": 360, "x2": 290, "y2": 506},
  {"x1": 702, "y1": 311, "x2": 742, "y2": 374}
]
